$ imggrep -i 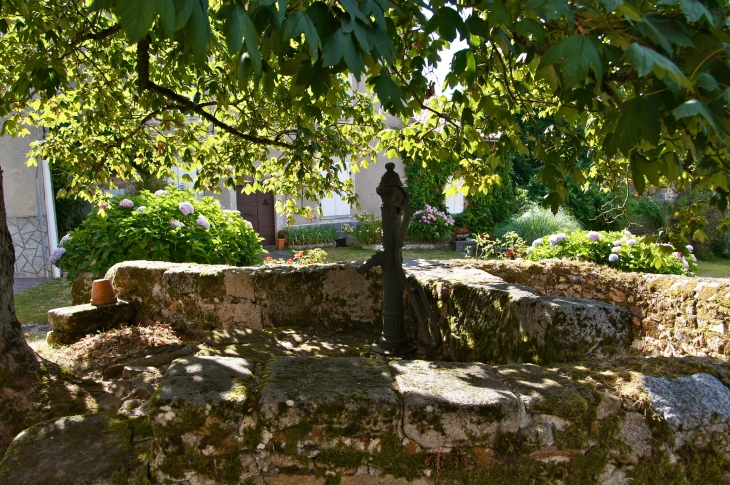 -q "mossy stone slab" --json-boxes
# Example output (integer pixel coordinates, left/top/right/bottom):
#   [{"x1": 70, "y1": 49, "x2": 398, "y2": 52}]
[
  {"x1": 494, "y1": 364, "x2": 596, "y2": 421},
  {"x1": 0, "y1": 413, "x2": 131, "y2": 485},
  {"x1": 47, "y1": 300, "x2": 135, "y2": 343},
  {"x1": 643, "y1": 373, "x2": 730, "y2": 432},
  {"x1": 391, "y1": 360, "x2": 520, "y2": 449},
  {"x1": 259, "y1": 357, "x2": 400, "y2": 455},
  {"x1": 149, "y1": 356, "x2": 256, "y2": 483}
]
